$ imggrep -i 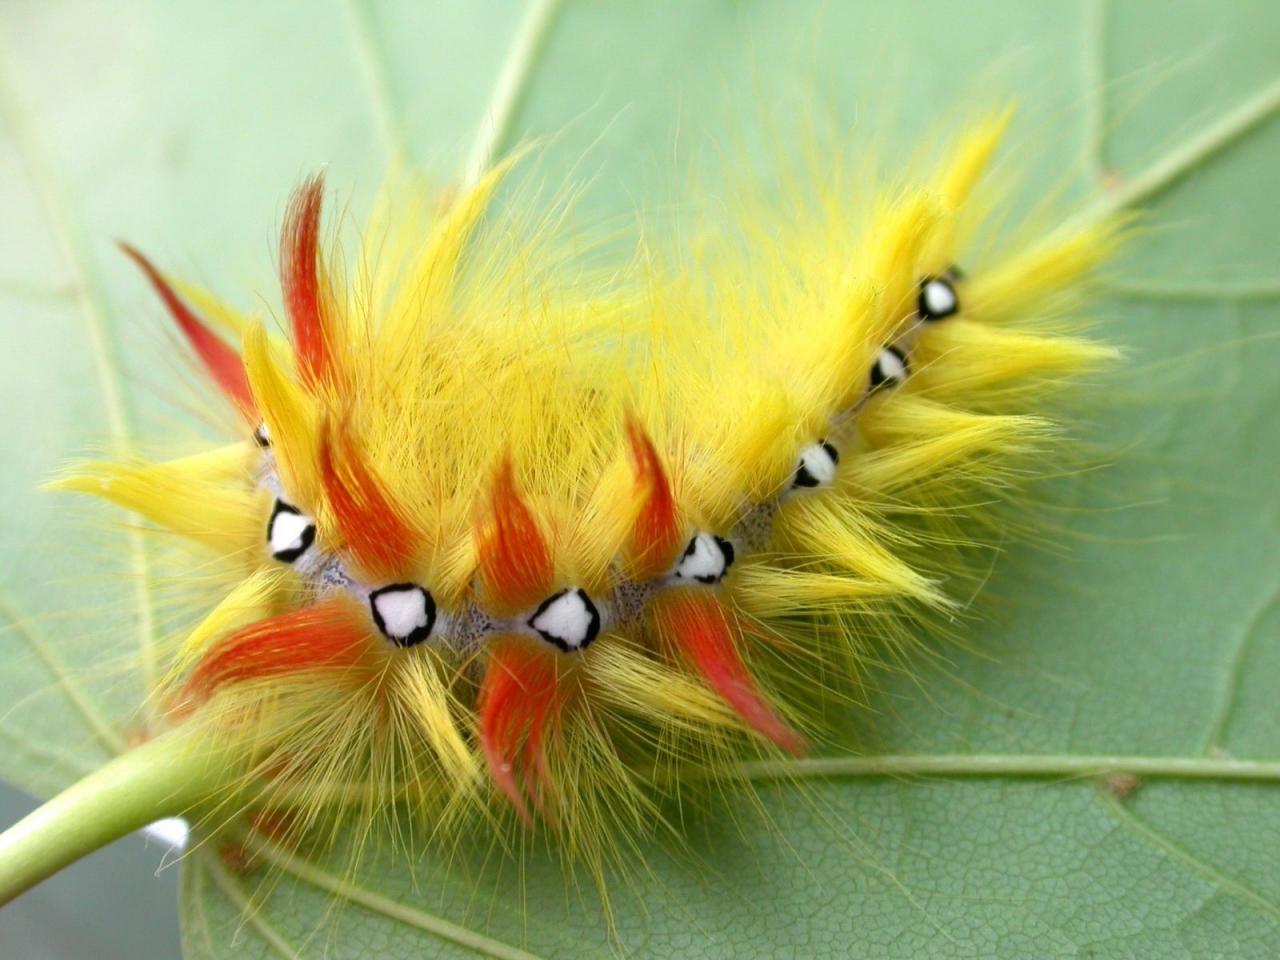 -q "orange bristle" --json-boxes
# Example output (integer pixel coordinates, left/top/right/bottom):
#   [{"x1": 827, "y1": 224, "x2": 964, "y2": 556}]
[
  {"x1": 478, "y1": 637, "x2": 567, "y2": 823},
  {"x1": 318, "y1": 421, "x2": 420, "y2": 579},
  {"x1": 477, "y1": 459, "x2": 554, "y2": 613},
  {"x1": 281, "y1": 174, "x2": 334, "y2": 388},
  {"x1": 118, "y1": 242, "x2": 258, "y2": 418},
  {"x1": 654, "y1": 590, "x2": 805, "y2": 755},
  {"x1": 183, "y1": 598, "x2": 372, "y2": 704},
  {"x1": 625, "y1": 416, "x2": 684, "y2": 579}
]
